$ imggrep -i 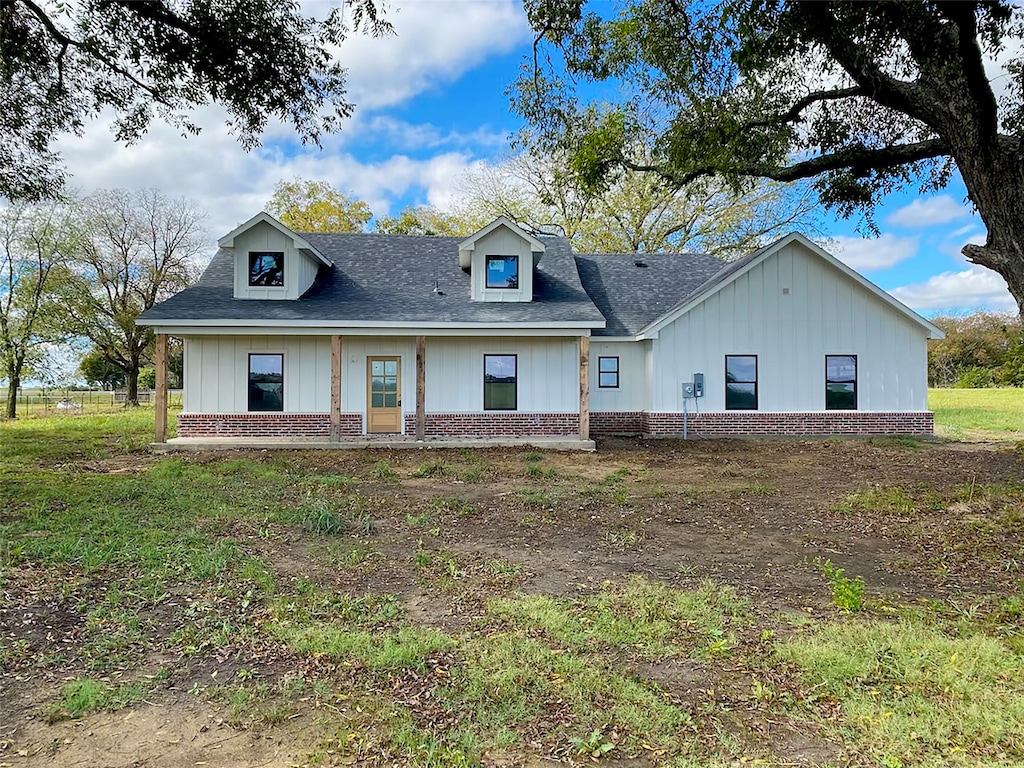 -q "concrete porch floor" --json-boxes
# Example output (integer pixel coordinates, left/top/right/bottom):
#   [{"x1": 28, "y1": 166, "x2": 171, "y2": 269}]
[{"x1": 153, "y1": 436, "x2": 596, "y2": 452}]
